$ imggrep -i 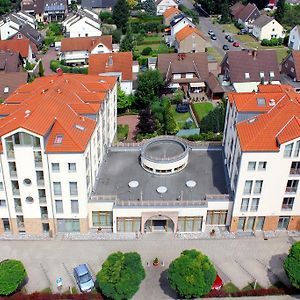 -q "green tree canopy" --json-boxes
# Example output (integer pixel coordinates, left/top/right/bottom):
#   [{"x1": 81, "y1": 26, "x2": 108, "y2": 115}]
[
  {"x1": 275, "y1": 0, "x2": 286, "y2": 22},
  {"x1": 142, "y1": 0, "x2": 156, "y2": 16},
  {"x1": 112, "y1": 0, "x2": 130, "y2": 31},
  {"x1": 0, "y1": 0, "x2": 11, "y2": 15},
  {"x1": 97, "y1": 252, "x2": 145, "y2": 300},
  {"x1": 120, "y1": 26, "x2": 135, "y2": 52},
  {"x1": 117, "y1": 85, "x2": 134, "y2": 112},
  {"x1": 38, "y1": 61, "x2": 44, "y2": 77},
  {"x1": 168, "y1": 249, "x2": 216, "y2": 299},
  {"x1": 220, "y1": 0, "x2": 231, "y2": 24},
  {"x1": 137, "y1": 107, "x2": 157, "y2": 134},
  {"x1": 284, "y1": 241, "x2": 300, "y2": 288},
  {"x1": 135, "y1": 69, "x2": 164, "y2": 108},
  {"x1": 0, "y1": 259, "x2": 27, "y2": 296}
]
